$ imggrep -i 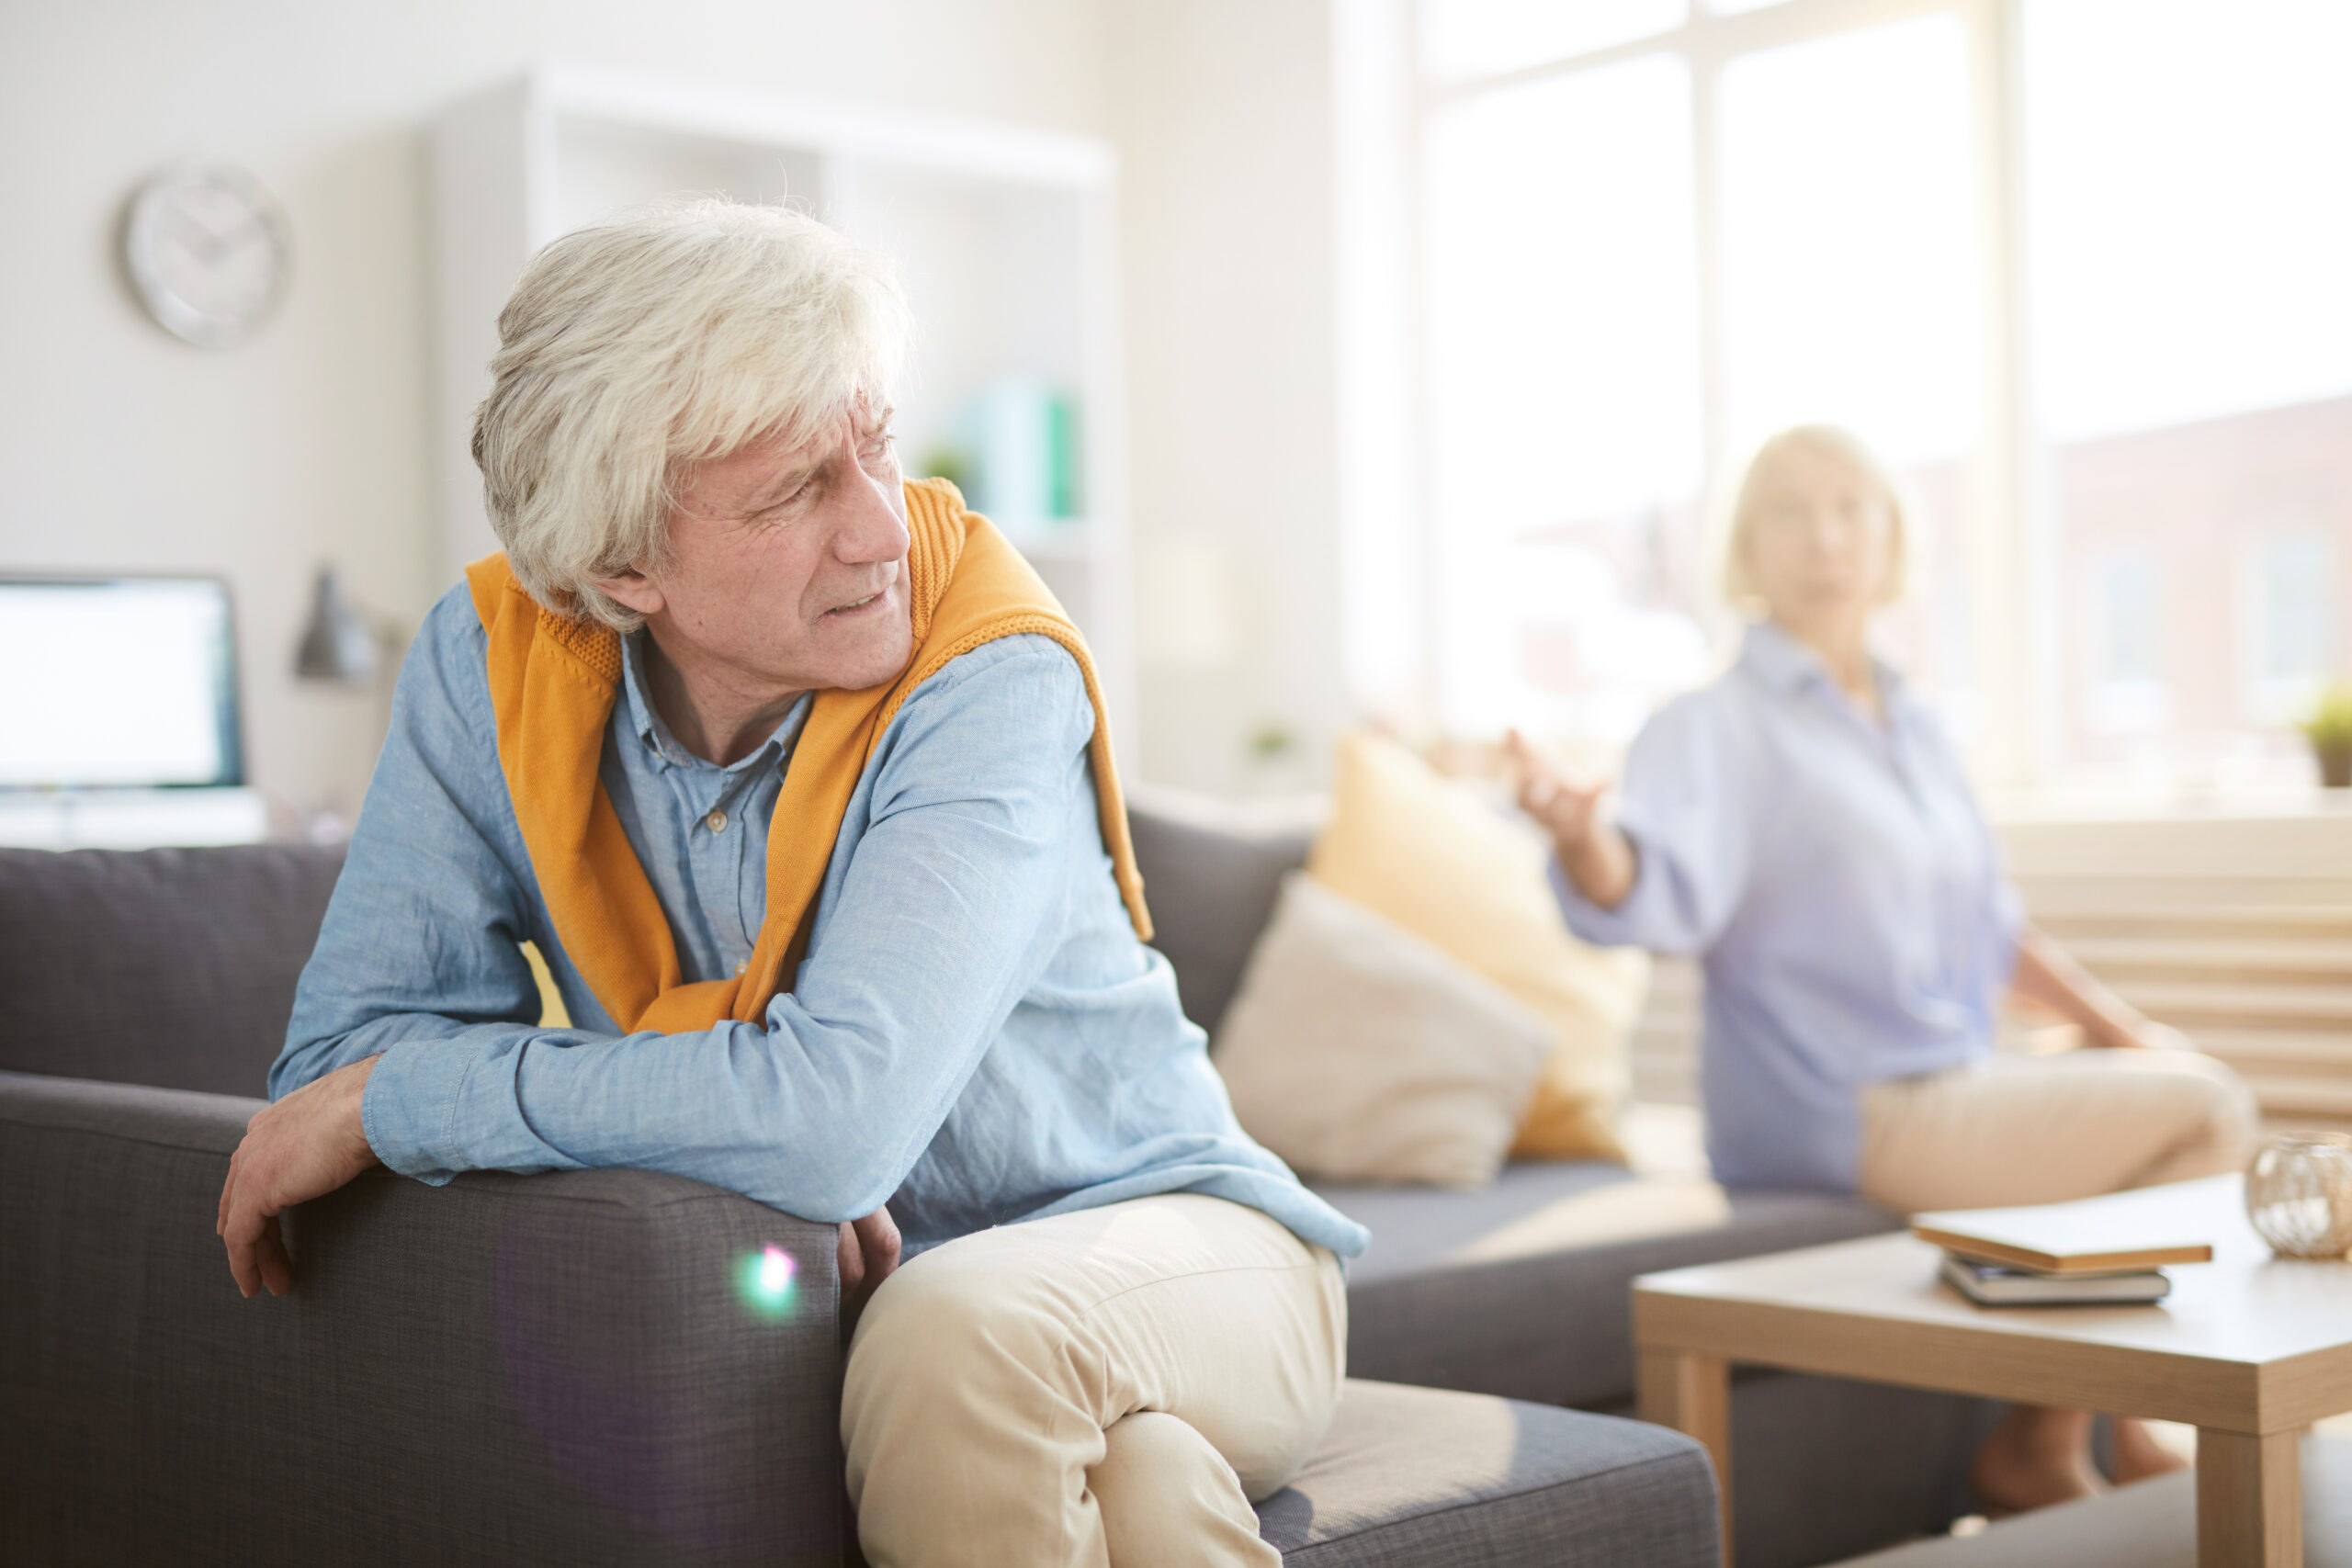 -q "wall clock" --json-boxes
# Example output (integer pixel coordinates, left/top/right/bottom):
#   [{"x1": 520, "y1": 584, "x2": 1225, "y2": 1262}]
[{"x1": 121, "y1": 163, "x2": 293, "y2": 348}]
